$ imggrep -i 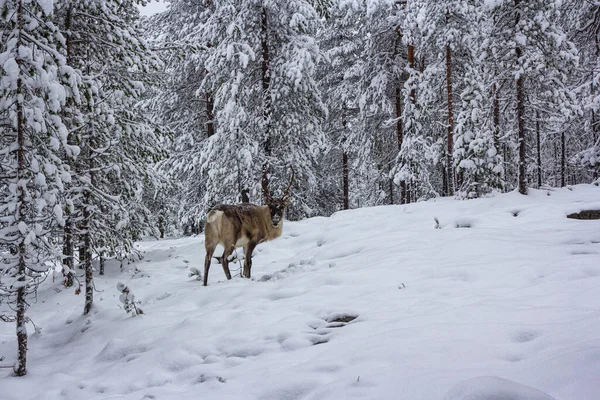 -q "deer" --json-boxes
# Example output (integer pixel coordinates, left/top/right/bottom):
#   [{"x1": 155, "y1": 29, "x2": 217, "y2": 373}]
[{"x1": 203, "y1": 168, "x2": 294, "y2": 286}]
